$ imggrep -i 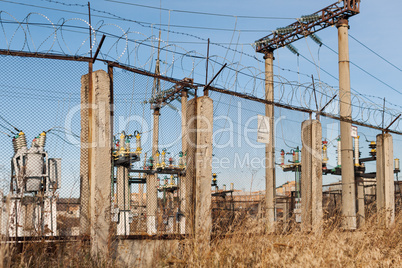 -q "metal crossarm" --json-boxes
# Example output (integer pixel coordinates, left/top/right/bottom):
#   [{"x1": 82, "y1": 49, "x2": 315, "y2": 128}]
[{"x1": 255, "y1": 0, "x2": 360, "y2": 53}]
